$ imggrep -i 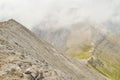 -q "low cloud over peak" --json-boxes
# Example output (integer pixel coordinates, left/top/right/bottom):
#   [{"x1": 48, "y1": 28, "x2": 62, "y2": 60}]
[{"x1": 0, "y1": 0, "x2": 120, "y2": 29}]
